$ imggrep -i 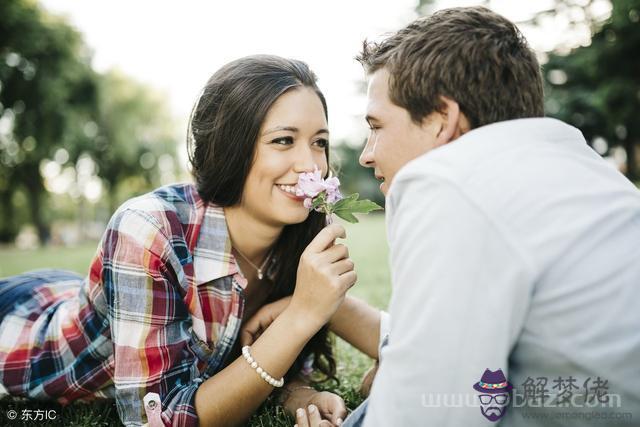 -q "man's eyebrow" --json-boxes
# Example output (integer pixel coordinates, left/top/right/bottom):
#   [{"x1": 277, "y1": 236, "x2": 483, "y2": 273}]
[
  {"x1": 365, "y1": 115, "x2": 380, "y2": 124},
  {"x1": 262, "y1": 126, "x2": 329, "y2": 136}
]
